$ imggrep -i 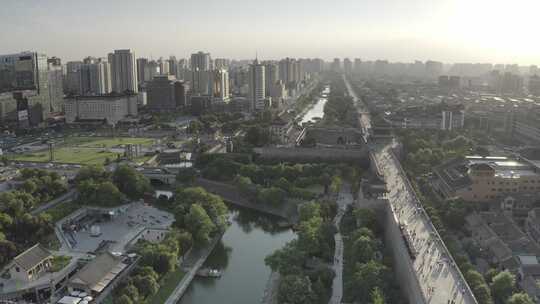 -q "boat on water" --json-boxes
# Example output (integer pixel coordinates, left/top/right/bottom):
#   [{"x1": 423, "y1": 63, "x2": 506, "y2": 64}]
[{"x1": 196, "y1": 268, "x2": 222, "y2": 278}]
